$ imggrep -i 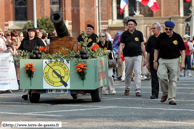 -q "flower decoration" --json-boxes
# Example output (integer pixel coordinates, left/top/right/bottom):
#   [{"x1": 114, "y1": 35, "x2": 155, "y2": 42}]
[
  {"x1": 39, "y1": 46, "x2": 45, "y2": 52},
  {"x1": 24, "y1": 63, "x2": 35, "y2": 79},
  {"x1": 92, "y1": 44, "x2": 99, "y2": 51},
  {"x1": 75, "y1": 63, "x2": 87, "y2": 80}
]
